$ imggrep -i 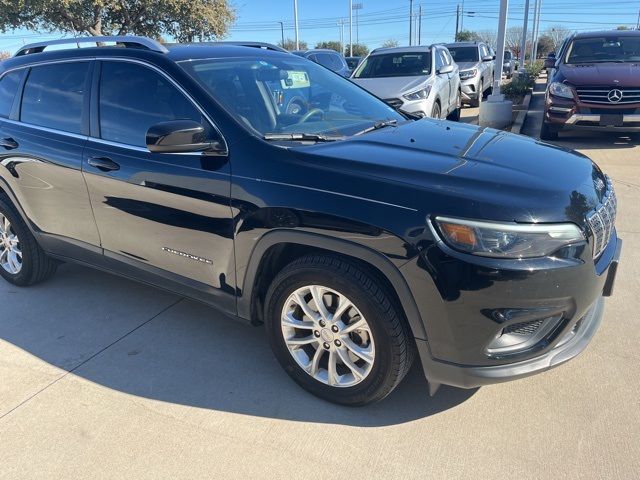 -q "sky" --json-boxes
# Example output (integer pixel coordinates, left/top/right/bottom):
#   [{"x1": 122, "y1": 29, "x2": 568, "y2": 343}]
[{"x1": 1, "y1": 0, "x2": 639, "y2": 54}]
